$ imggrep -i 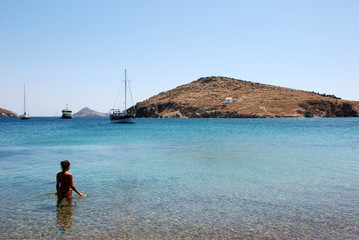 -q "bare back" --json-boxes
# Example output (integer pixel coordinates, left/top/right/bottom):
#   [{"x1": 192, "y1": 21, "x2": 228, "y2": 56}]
[{"x1": 57, "y1": 172, "x2": 73, "y2": 193}]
